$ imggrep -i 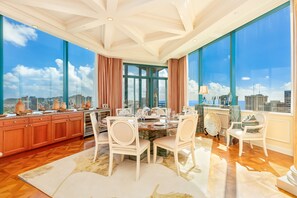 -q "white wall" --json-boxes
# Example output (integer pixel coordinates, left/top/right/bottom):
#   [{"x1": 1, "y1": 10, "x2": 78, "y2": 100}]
[{"x1": 204, "y1": 107, "x2": 294, "y2": 156}]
